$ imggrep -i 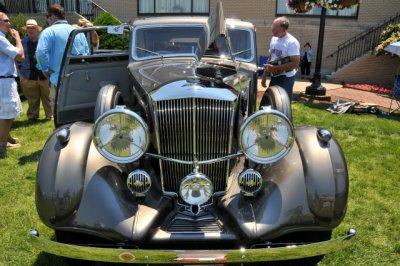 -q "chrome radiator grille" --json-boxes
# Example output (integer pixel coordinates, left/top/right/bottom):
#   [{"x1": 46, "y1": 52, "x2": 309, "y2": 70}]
[{"x1": 155, "y1": 98, "x2": 235, "y2": 194}]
